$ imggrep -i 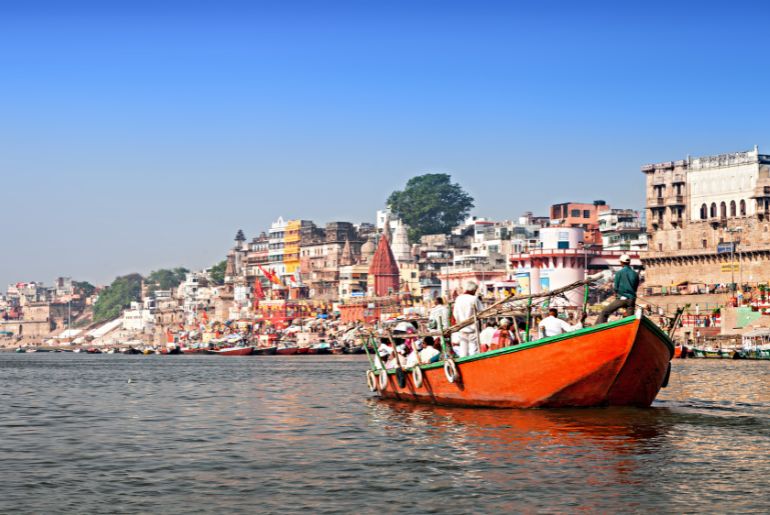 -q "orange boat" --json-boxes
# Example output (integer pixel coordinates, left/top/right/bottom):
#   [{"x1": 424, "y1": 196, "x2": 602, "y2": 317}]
[{"x1": 370, "y1": 313, "x2": 673, "y2": 408}]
